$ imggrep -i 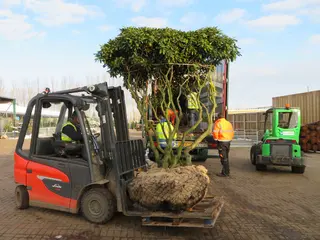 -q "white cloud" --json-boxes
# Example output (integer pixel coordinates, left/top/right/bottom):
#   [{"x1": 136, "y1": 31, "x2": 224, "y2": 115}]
[
  {"x1": 300, "y1": 7, "x2": 320, "y2": 15},
  {"x1": 114, "y1": 0, "x2": 146, "y2": 12},
  {"x1": 299, "y1": 7, "x2": 320, "y2": 22},
  {"x1": 158, "y1": 0, "x2": 194, "y2": 7},
  {"x1": 0, "y1": 9, "x2": 45, "y2": 40},
  {"x1": 263, "y1": 0, "x2": 320, "y2": 11},
  {"x1": 238, "y1": 38, "x2": 257, "y2": 45},
  {"x1": 180, "y1": 12, "x2": 206, "y2": 26},
  {"x1": 235, "y1": 0, "x2": 261, "y2": 2},
  {"x1": 309, "y1": 34, "x2": 320, "y2": 44},
  {"x1": 71, "y1": 30, "x2": 80, "y2": 34},
  {"x1": 262, "y1": 0, "x2": 320, "y2": 22},
  {"x1": 23, "y1": 0, "x2": 101, "y2": 26},
  {"x1": 215, "y1": 8, "x2": 246, "y2": 24},
  {"x1": 131, "y1": 16, "x2": 167, "y2": 27},
  {"x1": 98, "y1": 25, "x2": 113, "y2": 32},
  {"x1": 1, "y1": 0, "x2": 22, "y2": 8},
  {"x1": 246, "y1": 14, "x2": 300, "y2": 30}
]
